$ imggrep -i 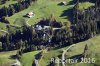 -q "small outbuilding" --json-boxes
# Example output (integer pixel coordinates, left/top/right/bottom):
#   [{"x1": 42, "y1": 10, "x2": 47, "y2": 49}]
[
  {"x1": 59, "y1": 1, "x2": 67, "y2": 6},
  {"x1": 26, "y1": 12, "x2": 35, "y2": 18}
]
